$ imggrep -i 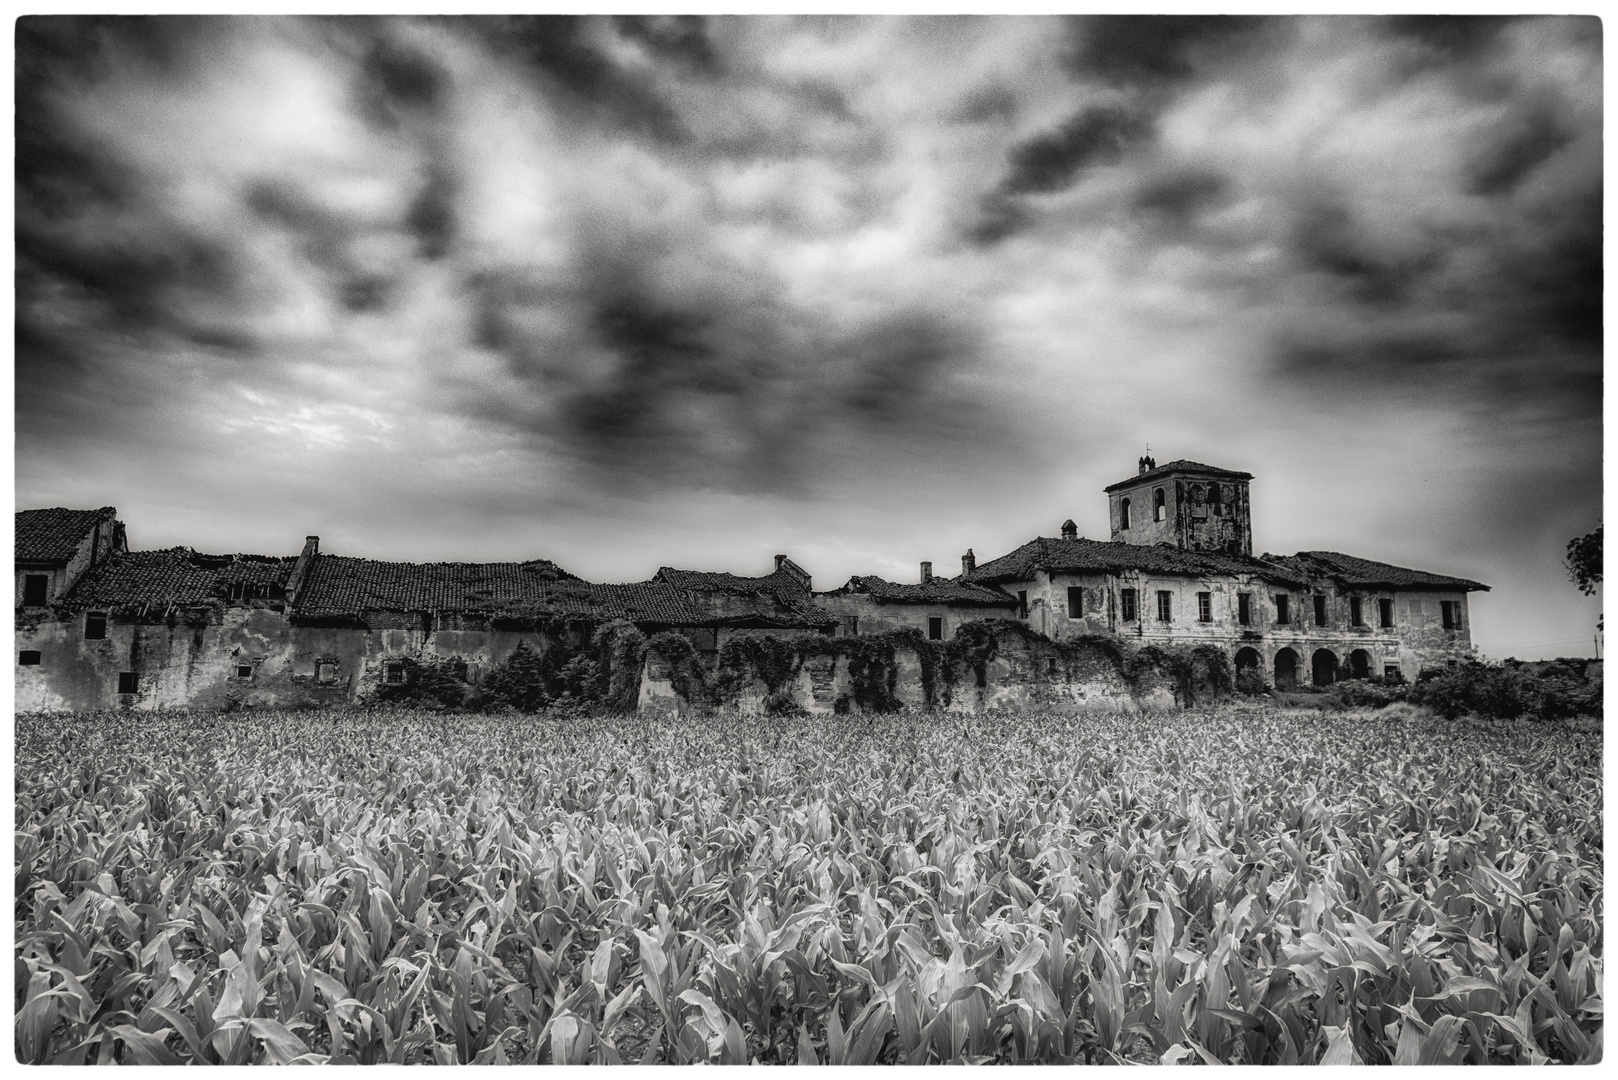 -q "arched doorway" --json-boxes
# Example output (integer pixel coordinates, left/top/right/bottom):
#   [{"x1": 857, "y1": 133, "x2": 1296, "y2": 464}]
[
  {"x1": 1312, "y1": 649, "x2": 1338, "y2": 686},
  {"x1": 1274, "y1": 648, "x2": 1298, "y2": 690},
  {"x1": 1235, "y1": 646, "x2": 1260, "y2": 672},
  {"x1": 1349, "y1": 649, "x2": 1371, "y2": 680}
]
